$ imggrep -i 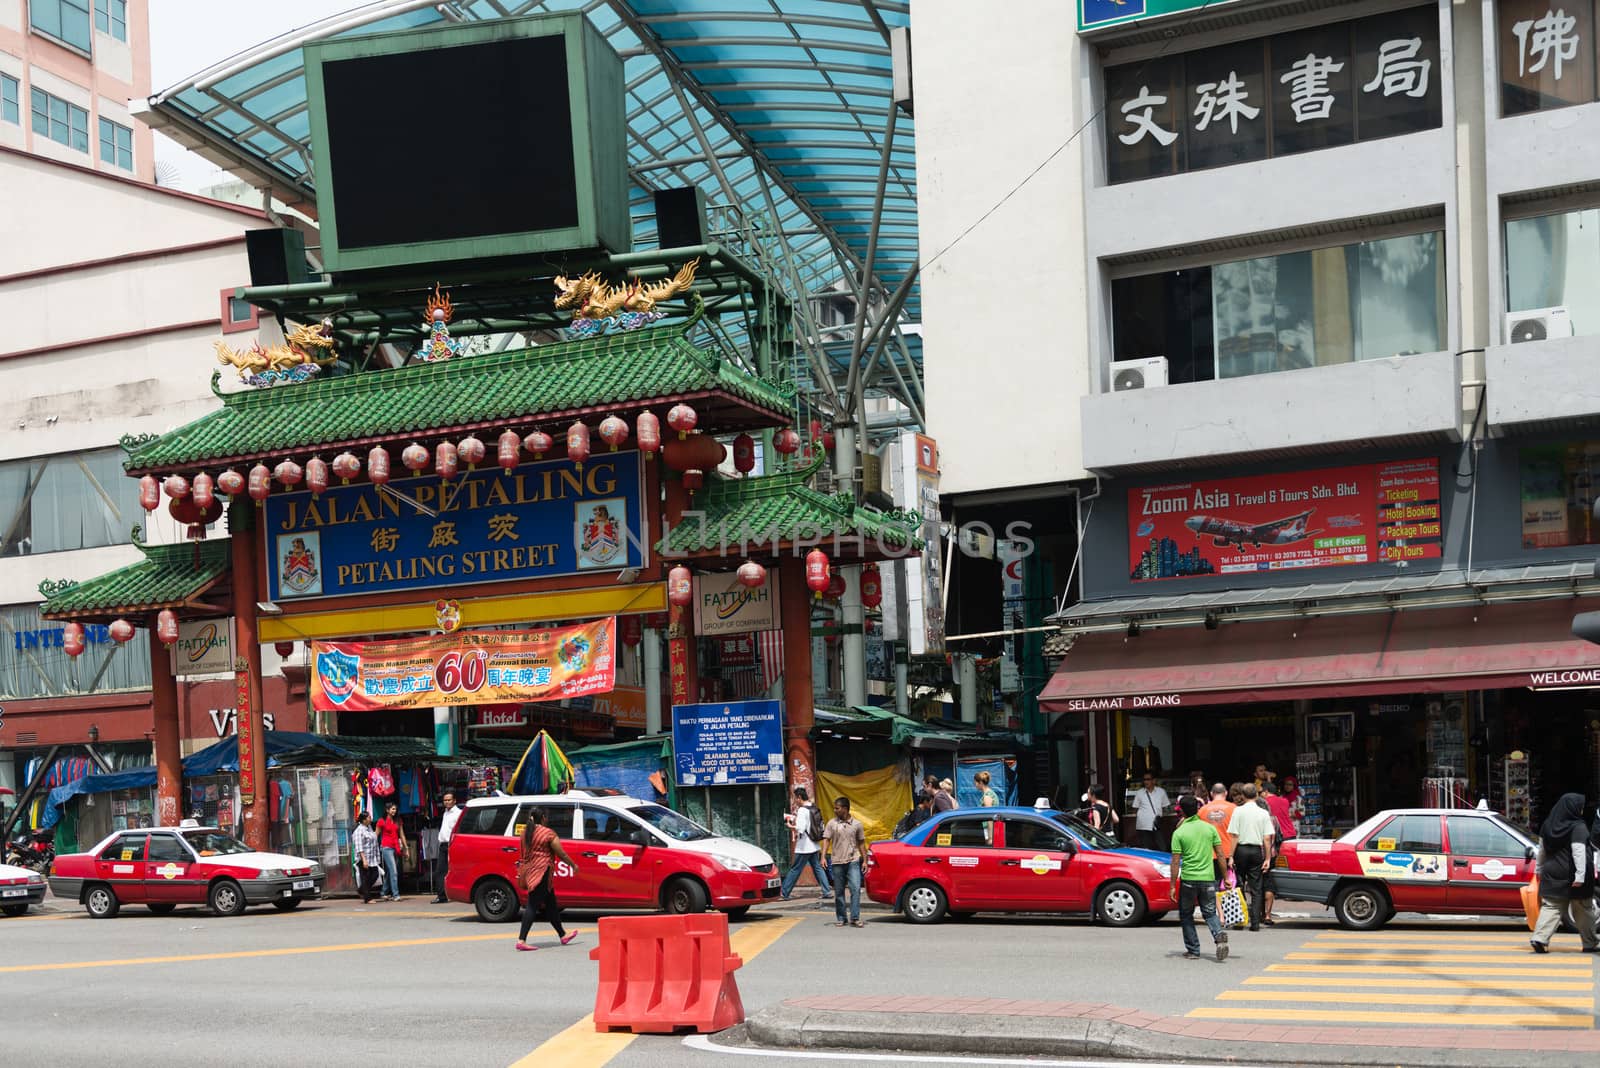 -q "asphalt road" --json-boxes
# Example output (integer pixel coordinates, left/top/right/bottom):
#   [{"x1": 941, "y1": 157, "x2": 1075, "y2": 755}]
[{"x1": 0, "y1": 892, "x2": 1582, "y2": 1068}]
